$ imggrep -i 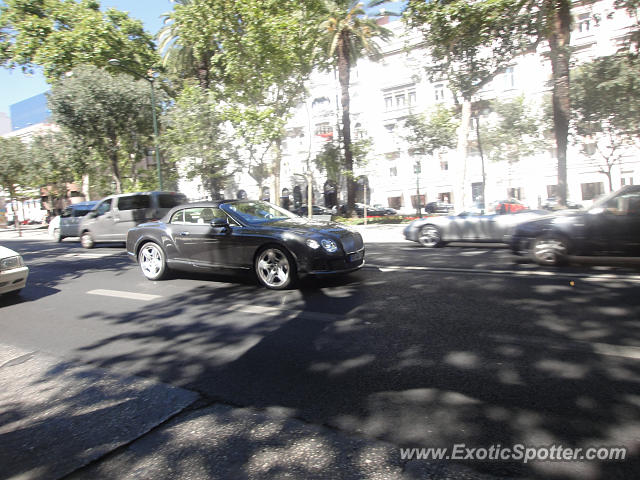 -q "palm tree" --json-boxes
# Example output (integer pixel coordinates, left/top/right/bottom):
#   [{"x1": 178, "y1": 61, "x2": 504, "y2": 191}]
[
  {"x1": 316, "y1": 0, "x2": 393, "y2": 216},
  {"x1": 157, "y1": 0, "x2": 216, "y2": 90}
]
